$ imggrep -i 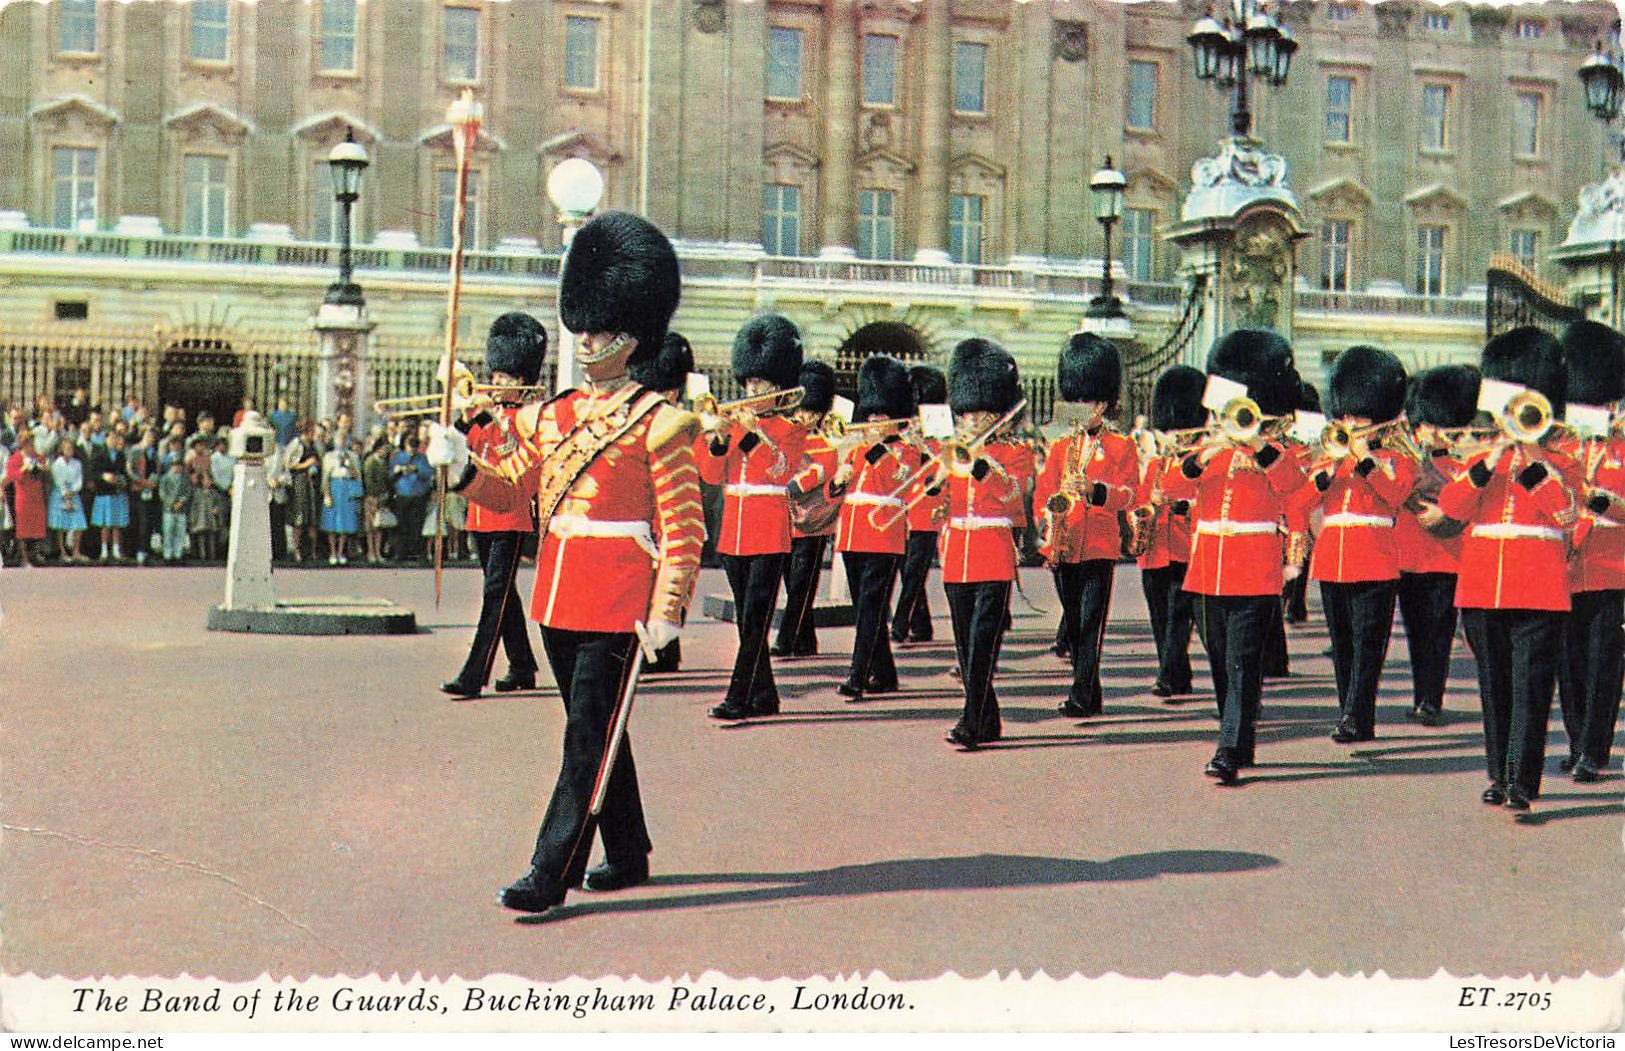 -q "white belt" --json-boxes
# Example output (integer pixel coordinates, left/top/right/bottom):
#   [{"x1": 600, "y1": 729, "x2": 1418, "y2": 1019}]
[
  {"x1": 724, "y1": 483, "x2": 786, "y2": 498},
  {"x1": 1195, "y1": 520, "x2": 1278, "y2": 537},
  {"x1": 845, "y1": 492, "x2": 904, "y2": 508},
  {"x1": 1323, "y1": 512, "x2": 1394, "y2": 529},
  {"x1": 1587, "y1": 516, "x2": 1621, "y2": 529},
  {"x1": 1469, "y1": 523, "x2": 1563, "y2": 542},
  {"x1": 949, "y1": 515, "x2": 1013, "y2": 530},
  {"x1": 548, "y1": 515, "x2": 658, "y2": 558}
]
